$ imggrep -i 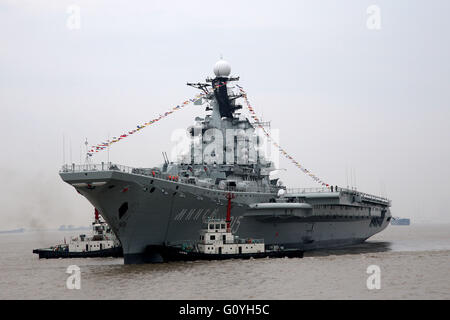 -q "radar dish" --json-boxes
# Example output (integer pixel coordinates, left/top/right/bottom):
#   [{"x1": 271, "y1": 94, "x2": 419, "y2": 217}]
[{"x1": 213, "y1": 59, "x2": 231, "y2": 78}]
